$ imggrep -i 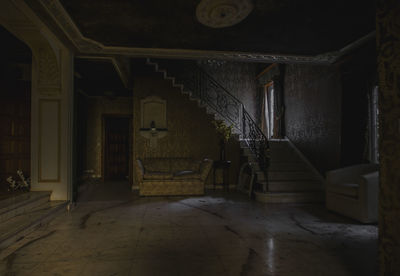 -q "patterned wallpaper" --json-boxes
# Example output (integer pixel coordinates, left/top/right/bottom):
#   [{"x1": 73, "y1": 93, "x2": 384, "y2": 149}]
[
  {"x1": 133, "y1": 75, "x2": 241, "y2": 187},
  {"x1": 284, "y1": 64, "x2": 342, "y2": 174},
  {"x1": 198, "y1": 61, "x2": 259, "y2": 120}
]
